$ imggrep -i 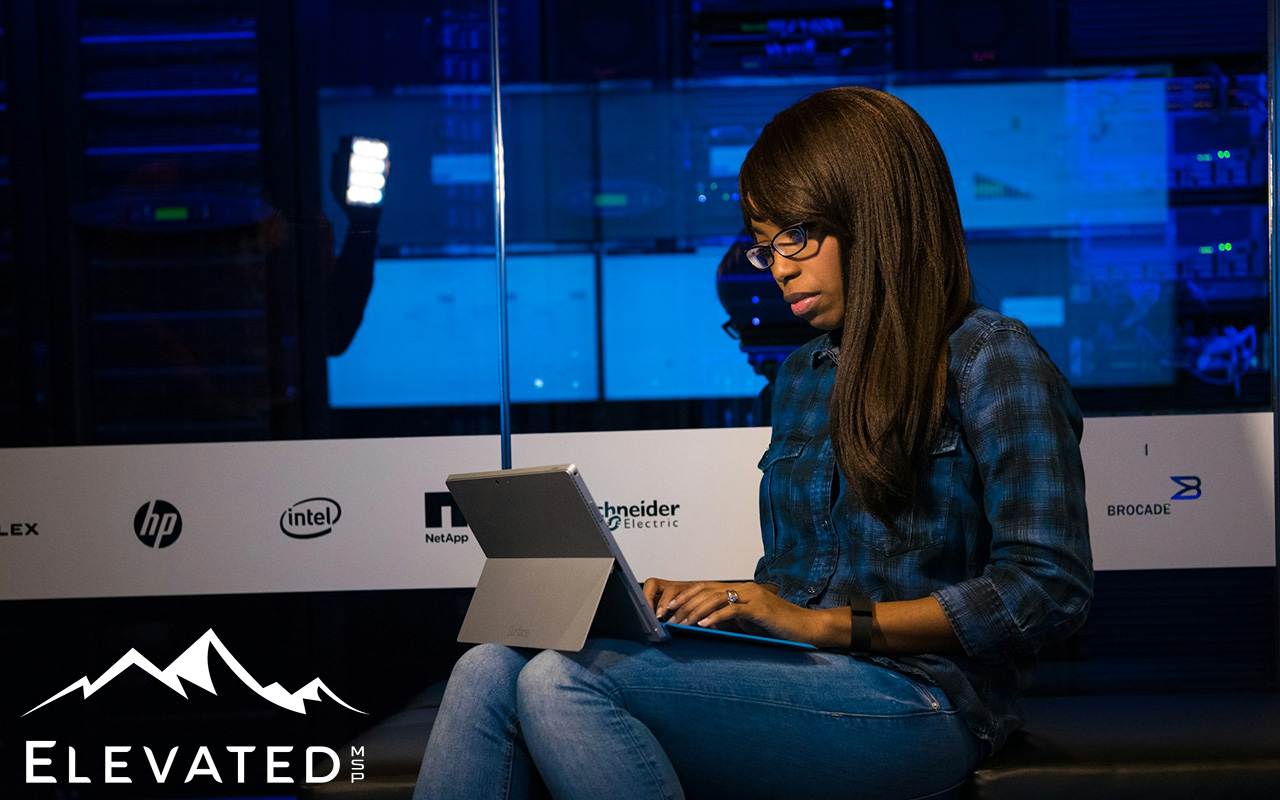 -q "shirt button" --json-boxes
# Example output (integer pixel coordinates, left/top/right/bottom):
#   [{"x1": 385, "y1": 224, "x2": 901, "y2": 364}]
[
  {"x1": 821, "y1": 520, "x2": 829, "y2": 528},
  {"x1": 806, "y1": 586, "x2": 817, "y2": 594}
]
